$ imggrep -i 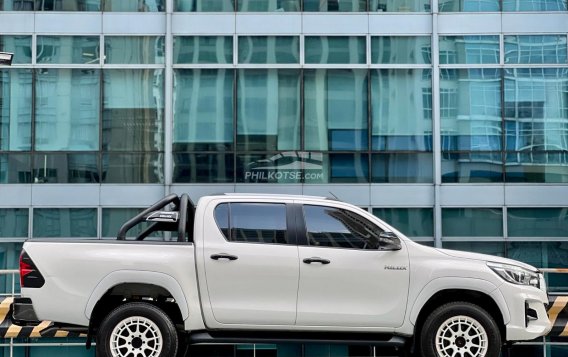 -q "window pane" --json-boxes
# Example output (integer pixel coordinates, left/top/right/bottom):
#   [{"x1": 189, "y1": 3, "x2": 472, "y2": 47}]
[
  {"x1": 305, "y1": 69, "x2": 368, "y2": 151},
  {"x1": 105, "y1": 36, "x2": 164, "y2": 64},
  {"x1": 238, "y1": 0, "x2": 300, "y2": 11},
  {"x1": 102, "y1": 153, "x2": 164, "y2": 183},
  {"x1": 371, "y1": 37, "x2": 431, "y2": 64},
  {"x1": 438, "y1": 0, "x2": 499, "y2": 11},
  {"x1": 173, "y1": 69, "x2": 233, "y2": 151},
  {"x1": 371, "y1": 69, "x2": 432, "y2": 151},
  {"x1": 214, "y1": 203, "x2": 229, "y2": 238},
  {"x1": 237, "y1": 69, "x2": 300, "y2": 151},
  {"x1": 104, "y1": 0, "x2": 164, "y2": 11},
  {"x1": 35, "y1": 69, "x2": 100, "y2": 151},
  {"x1": 237, "y1": 153, "x2": 303, "y2": 183},
  {"x1": 0, "y1": 35, "x2": 32, "y2": 64},
  {"x1": 238, "y1": 36, "x2": 299, "y2": 64},
  {"x1": 0, "y1": 0, "x2": 101, "y2": 10},
  {"x1": 373, "y1": 208, "x2": 433, "y2": 237},
  {"x1": 505, "y1": 35, "x2": 567, "y2": 64},
  {"x1": 102, "y1": 208, "x2": 163, "y2": 239},
  {"x1": 37, "y1": 36, "x2": 99, "y2": 64},
  {"x1": 229, "y1": 203, "x2": 288, "y2": 244},
  {"x1": 174, "y1": 153, "x2": 234, "y2": 183},
  {"x1": 507, "y1": 208, "x2": 568, "y2": 237},
  {"x1": 442, "y1": 208, "x2": 503, "y2": 237},
  {"x1": 33, "y1": 208, "x2": 97, "y2": 238},
  {"x1": 0, "y1": 153, "x2": 31, "y2": 183},
  {"x1": 103, "y1": 69, "x2": 164, "y2": 152},
  {"x1": 33, "y1": 153, "x2": 100, "y2": 183},
  {"x1": 0, "y1": 208, "x2": 28, "y2": 238},
  {"x1": 442, "y1": 152, "x2": 503, "y2": 183},
  {"x1": 305, "y1": 37, "x2": 365, "y2": 64},
  {"x1": 1, "y1": 69, "x2": 32, "y2": 151},
  {"x1": 440, "y1": 69, "x2": 502, "y2": 152},
  {"x1": 175, "y1": 0, "x2": 235, "y2": 11},
  {"x1": 174, "y1": 36, "x2": 232, "y2": 64},
  {"x1": 439, "y1": 36, "x2": 499, "y2": 64},
  {"x1": 441, "y1": 241, "x2": 506, "y2": 257},
  {"x1": 304, "y1": 0, "x2": 367, "y2": 11},
  {"x1": 503, "y1": 0, "x2": 567, "y2": 11},
  {"x1": 504, "y1": 68, "x2": 568, "y2": 182},
  {"x1": 303, "y1": 205, "x2": 383, "y2": 249},
  {"x1": 372, "y1": 153, "x2": 433, "y2": 183},
  {"x1": 370, "y1": 0, "x2": 430, "y2": 11}
]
